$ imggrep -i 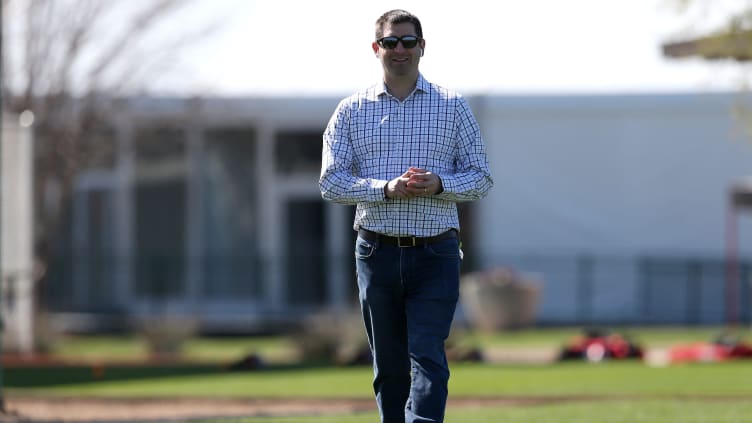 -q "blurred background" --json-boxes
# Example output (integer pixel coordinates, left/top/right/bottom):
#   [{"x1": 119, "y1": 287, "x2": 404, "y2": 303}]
[{"x1": 2, "y1": 0, "x2": 752, "y2": 360}]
